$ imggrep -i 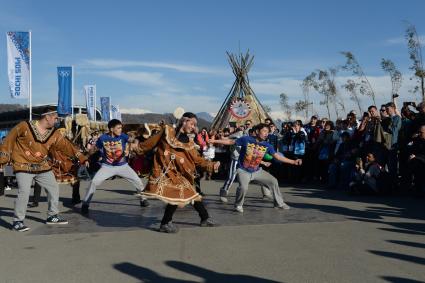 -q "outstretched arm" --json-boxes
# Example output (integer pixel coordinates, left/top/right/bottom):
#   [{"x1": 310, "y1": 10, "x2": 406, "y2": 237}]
[
  {"x1": 272, "y1": 152, "x2": 302, "y2": 166},
  {"x1": 53, "y1": 132, "x2": 88, "y2": 164},
  {"x1": 189, "y1": 148, "x2": 220, "y2": 173},
  {"x1": 209, "y1": 138, "x2": 236, "y2": 146}
]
